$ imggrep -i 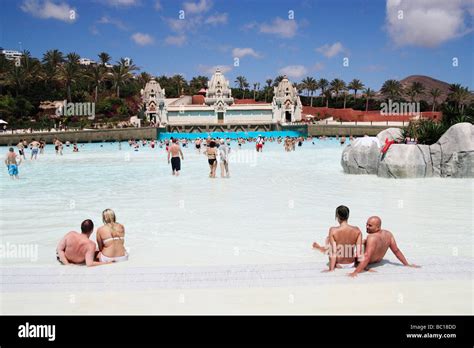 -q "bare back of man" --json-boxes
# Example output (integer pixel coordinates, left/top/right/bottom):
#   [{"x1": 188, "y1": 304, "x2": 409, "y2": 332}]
[
  {"x1": 349, "y1": 216, "x2": 420, "y2": 277},
  {"x1": 57, "y1": 231, "x2": 96, "y2": 264}
]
